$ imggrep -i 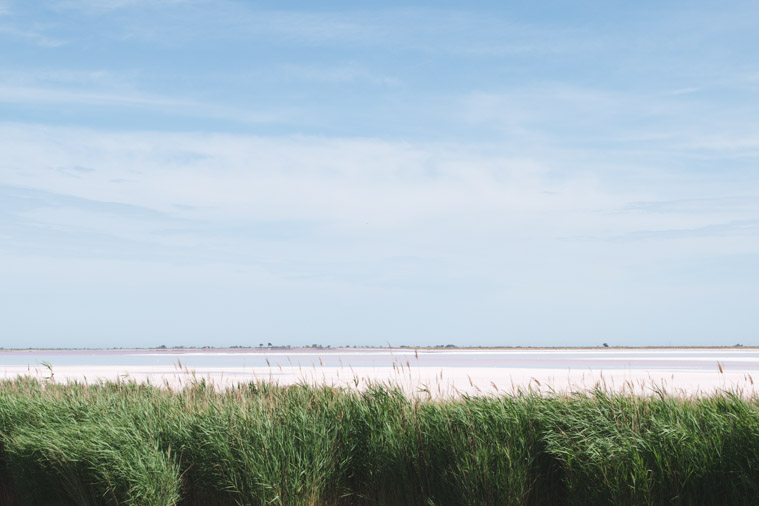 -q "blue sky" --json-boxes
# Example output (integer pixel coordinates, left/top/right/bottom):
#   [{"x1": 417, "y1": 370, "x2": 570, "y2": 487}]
[{"x1": 1, "y1": 0, "x2": 758, "y2": 348}]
